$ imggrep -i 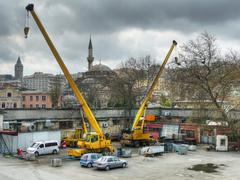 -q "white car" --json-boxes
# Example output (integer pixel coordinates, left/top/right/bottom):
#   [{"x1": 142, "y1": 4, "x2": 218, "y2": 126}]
[
  {"x1": 27, "y1": 141, "x2": 59, "y2": 156},
  {"x1": 93, "y1": 156, "x2": 128, "y2": 170}
]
